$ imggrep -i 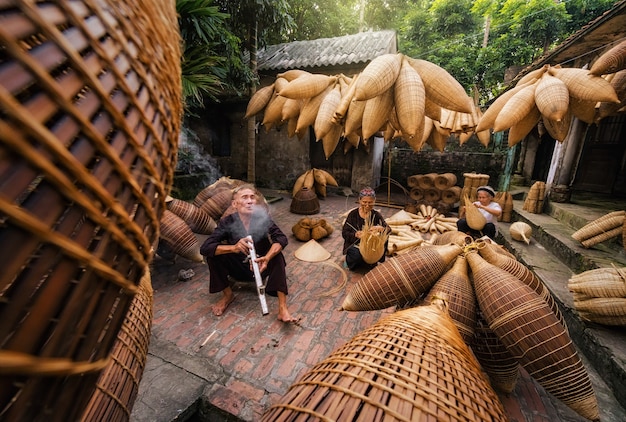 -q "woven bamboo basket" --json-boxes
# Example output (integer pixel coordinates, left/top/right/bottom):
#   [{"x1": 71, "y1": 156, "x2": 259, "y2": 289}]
[
  {"x1": 407, "y1": 174, "x2": 421, "y2": 188},
  {"x1": 416, "y1": 173, "x2": 437, "y2": 189},
  {"x1": 406, "y1": 57, "x2": 474, "y2": 114},
  {"x1": 508, "y1": 105, "x2": 541, "y2": 147},
  {"x1": 543, "y1": 112, "x2": 572, "y2": 142},
  {"x1": 590, "y1": 39, "x2": 626, "y2": 76},
  {"x1": 534, "y1": 74, "x2": 570, "y2": 122},
  {"x1": 573, "y1": 297, "x2": 626, "y2": 319},
  {"x1": 193, "y1": 178, "x2": 241, "y2": 207},
  {"x1": 423, "y1": 256, "x2": 476, "y2": 343},
  {"x1": 244, "y1": 84, "x2": 275, "y2": 119},
  {"x1": 160, "y1": 210, "x2": 203, "y2": 262},
  {"x1": 278, "y1": 74, "x2": 335, "y2": 100},
  {"x1": 431, "y1": 230, "x2": 473, "y2": 247},
  {"x1": 464, "y1": 197, "x2": 487, "y2": 231},
  {"x1": 314, "y1": 85, "x2": 341, "y2": 141},
  {"x1": 571, "y1": 210, "x2": 625, "y2": 242},
  {"x1": 361, "y1": 88, "x2": 394, "y2": 139},
  {"x1": 441, "y1": 186, "x2": 461, "y2": 204},
  {"x1": 296, "y1": 85, "x2": 333, "y2": 134},
  {"x1": 548, "y1": 66, "x2": 619, "y2": 103},
  {"x1": 167, "y1": 199, "x2": 216, "y2": 235},
  {"x1": 477, "y1": 241, "x2": 566, "y2": 329},
  {"x1": 510, "y1": 221, "x2": 532, "y2": 244},
  {"x1": 409, "y1": 187, "x2": 424, "y2": 201},
  {"x1": 568, "y1": 266, "x2": 626, "y2": 299},
  {"x1": 81, "y1": 268, "x2": 153, "y2": 421},
  {"x1": 343, "y1": 97, "x2": 366, "y2": 135},
  {"x1": 493, "y1": 83, "x2": 537, "y2": 133},
  {"x1": 262, "y1": 304, "x2": 507, "y2": 422},
  {"x1": 290, "y1": 187, "x2": 320, "y2": 215},
  {"x1": 341, "y1": 243, "x2": 462, "y2": 311},
  {"x1": 466, "y1": 252, "x2": 599, "y2": 421},
  {"x1": 394, "y1": 58, "x2": 426, "y2": 139},
  {"x1": 200, "y1": 187, "x2": 234, "y2": 220},
  {"x1": 311, "y1": 220, "x2": 329, "y2": 241},
  {"x1": 0, "y1": 0, "x2": 181, "y2": 419},
  {"x1": 434, "y1": 173, "x2": 457, "y2": 190},
  {"x1": 353, "y1": 53, "x2": 403, "y2": 101},
  {"x1": 423, "y1": 187, "x2": 441, "y2": 203},
  {"x1": 358, "y1": 217, "x2": 389, "y2": 264},
  {"x1": 472, "y1": 312, "x2": 520, "y2": 394}
]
